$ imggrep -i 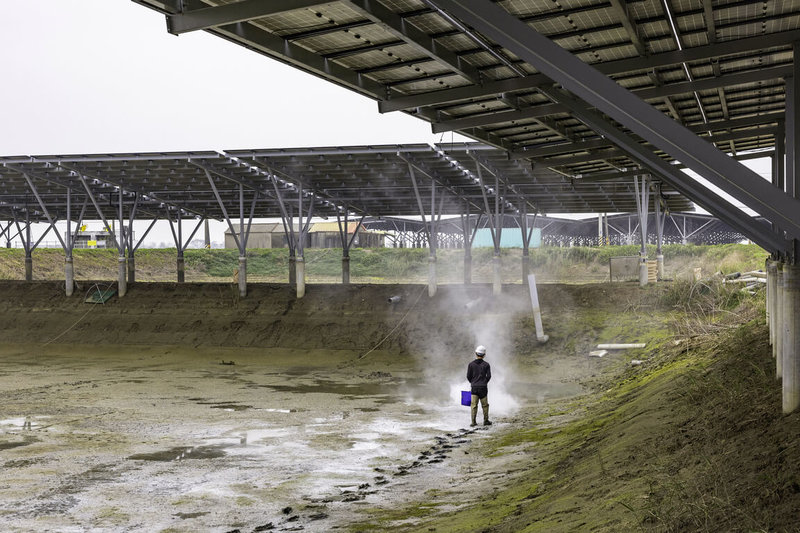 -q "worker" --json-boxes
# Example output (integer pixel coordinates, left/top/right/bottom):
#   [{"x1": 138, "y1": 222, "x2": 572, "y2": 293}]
[{"x1": 466, "y1": 345, "x2": 492, "y2": 427}]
